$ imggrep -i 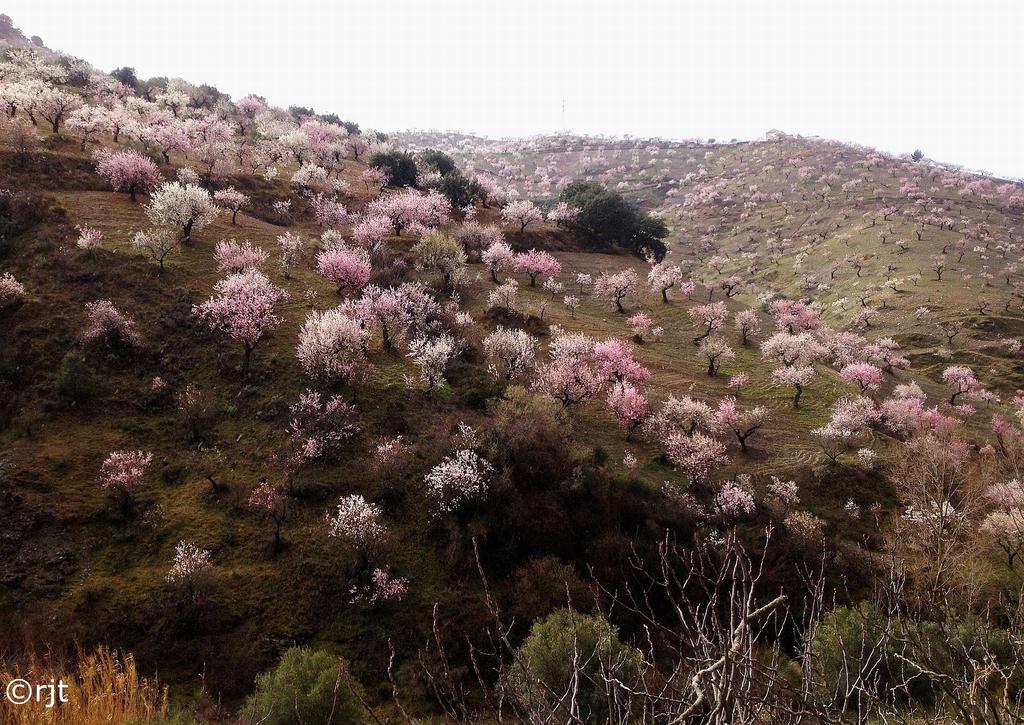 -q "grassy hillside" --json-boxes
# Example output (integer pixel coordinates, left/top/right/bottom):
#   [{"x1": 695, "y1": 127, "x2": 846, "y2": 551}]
[{"x1": 3, "y1": 39, "x2": 1024, "y2": 722}]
